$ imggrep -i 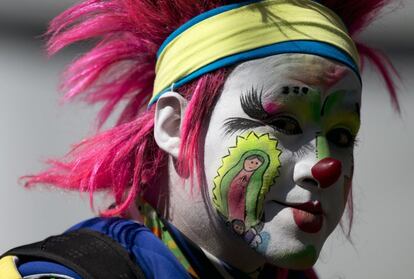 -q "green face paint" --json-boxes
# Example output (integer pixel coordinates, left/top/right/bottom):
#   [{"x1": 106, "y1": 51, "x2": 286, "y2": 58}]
[
  {"x1": 316, "y1": 134, "x2": 330, "y2": 160},
  {"x1": 323, "y1": 111, "x2": 361, "y2": 136},
  {"x1": 270, "y1": 88, "x2": 321, "y2": 124},
  {"x1": 268, "y1": 89, "x2": 360, "y2": 161},
  {"x1": 320, "y1": 90, "x2": 346, "y2": 116}
]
